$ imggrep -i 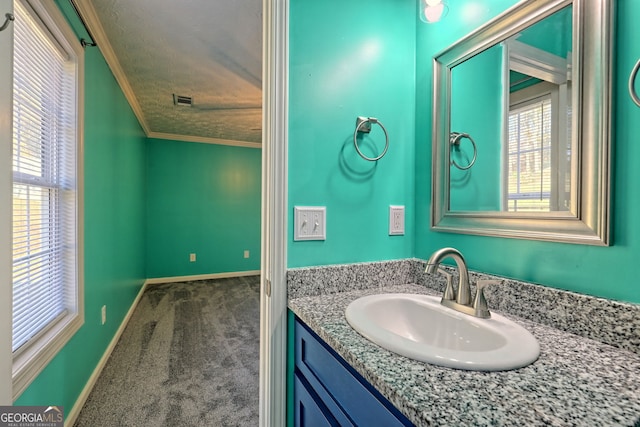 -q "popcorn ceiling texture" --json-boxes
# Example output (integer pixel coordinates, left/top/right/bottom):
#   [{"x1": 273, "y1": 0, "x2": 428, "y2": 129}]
[
  {"x1": 288, "y1": 265, "x2": 640, "y2": 426},
  {"x1": 90, "y1": 0, "x2": 262, "y2": 142}
]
